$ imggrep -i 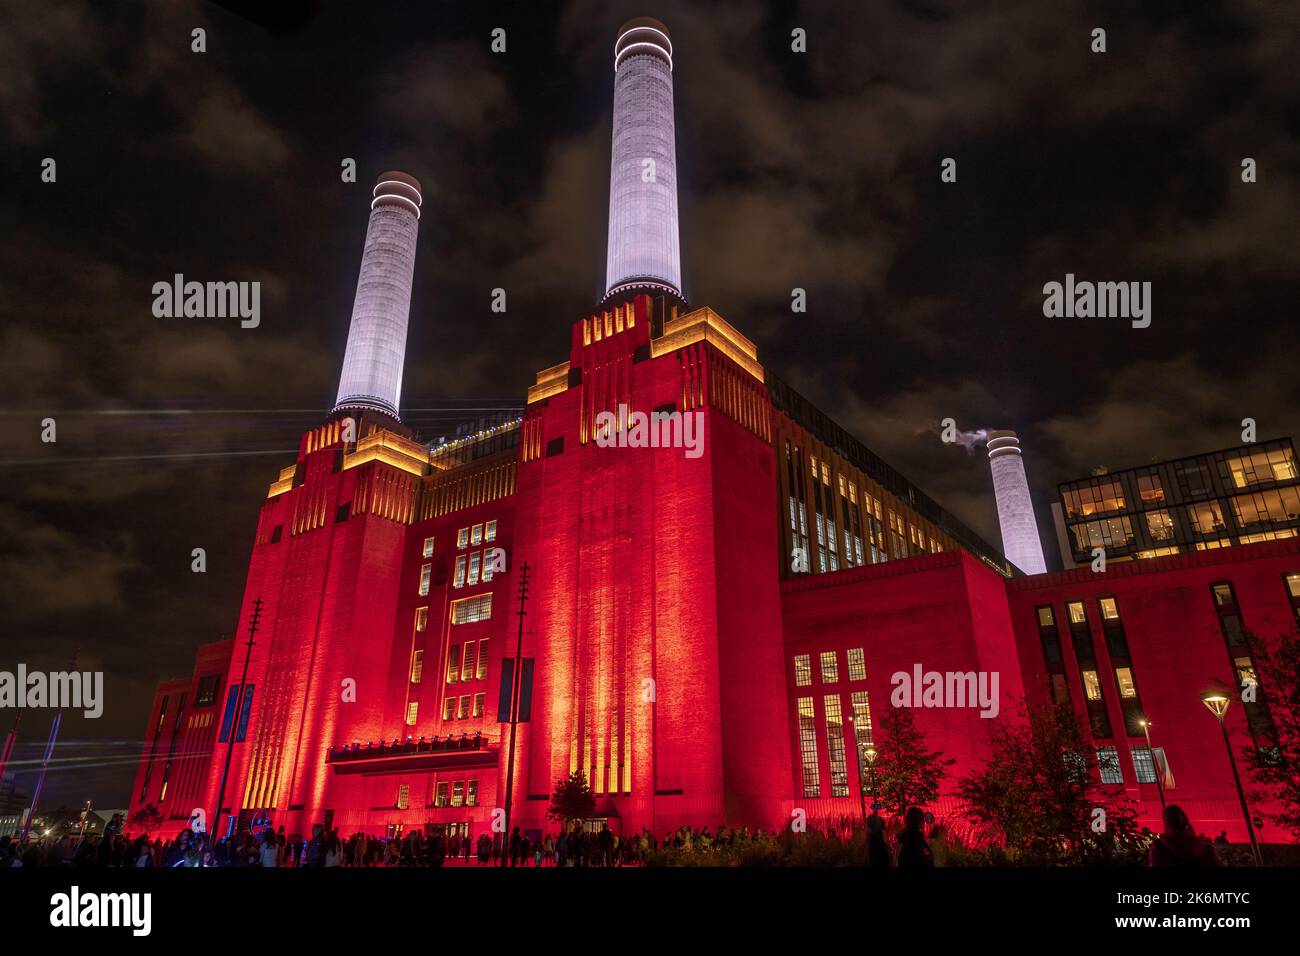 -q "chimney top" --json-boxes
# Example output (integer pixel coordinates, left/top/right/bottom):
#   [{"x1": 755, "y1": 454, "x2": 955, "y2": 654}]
[
  {"x1": 372, "y1": 171, "x2": 423, "y2": 218},
  {"x1": 986, "y1": 430, "x2": 1022, "y2": 460},
  {"x1": 615, "y1": 17, "x2": 672, "y2": 71}
]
